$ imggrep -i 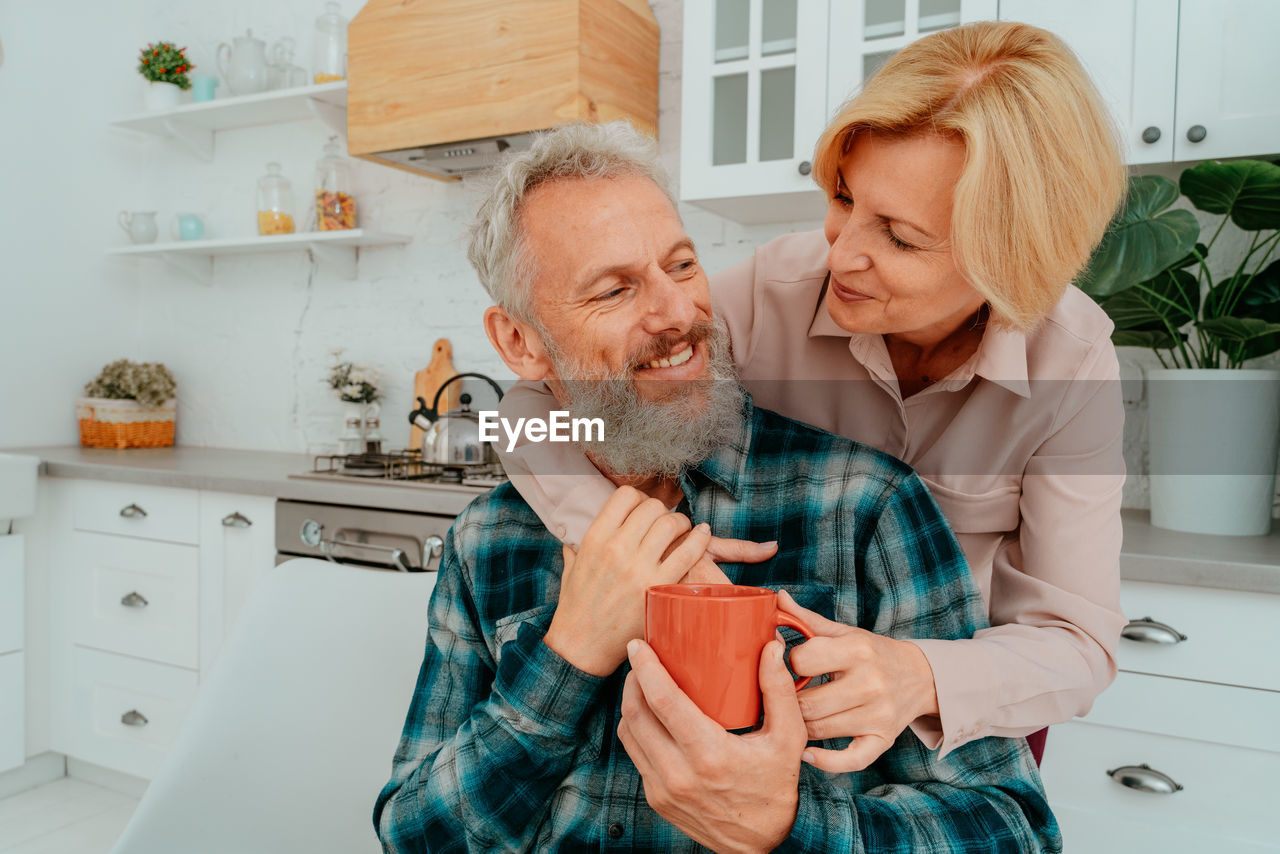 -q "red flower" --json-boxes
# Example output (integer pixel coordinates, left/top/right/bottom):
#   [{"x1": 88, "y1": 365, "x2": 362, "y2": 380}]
[
  {"x1": 157, "y1": 67, "x2": 166, "y2": 73},
  {"x1": 176, "y1": 65, "x2": 186, "y2": 73},
  {"x1": 142, "y1": 58, "x2": 149, "y2": 64}
]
